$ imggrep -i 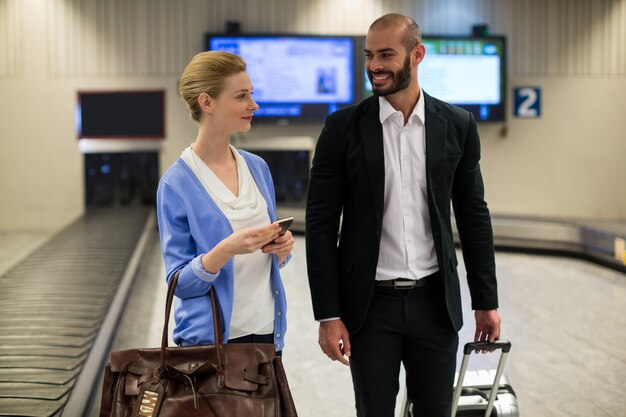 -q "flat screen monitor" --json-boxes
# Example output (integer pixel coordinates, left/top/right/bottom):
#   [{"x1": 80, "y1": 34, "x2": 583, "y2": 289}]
[
  {"x1": 77, "y1": 90, "x2": 165, "y2": 138},
  {"x1": 361, "y1": 36, "x2": 507, "y2": 122},
  {"x1": 206, "y1": 34, "x2": 356, "y2": 123},
  {"x1": 244, "y1": 149, "x2": 310, "y2": 208}
]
